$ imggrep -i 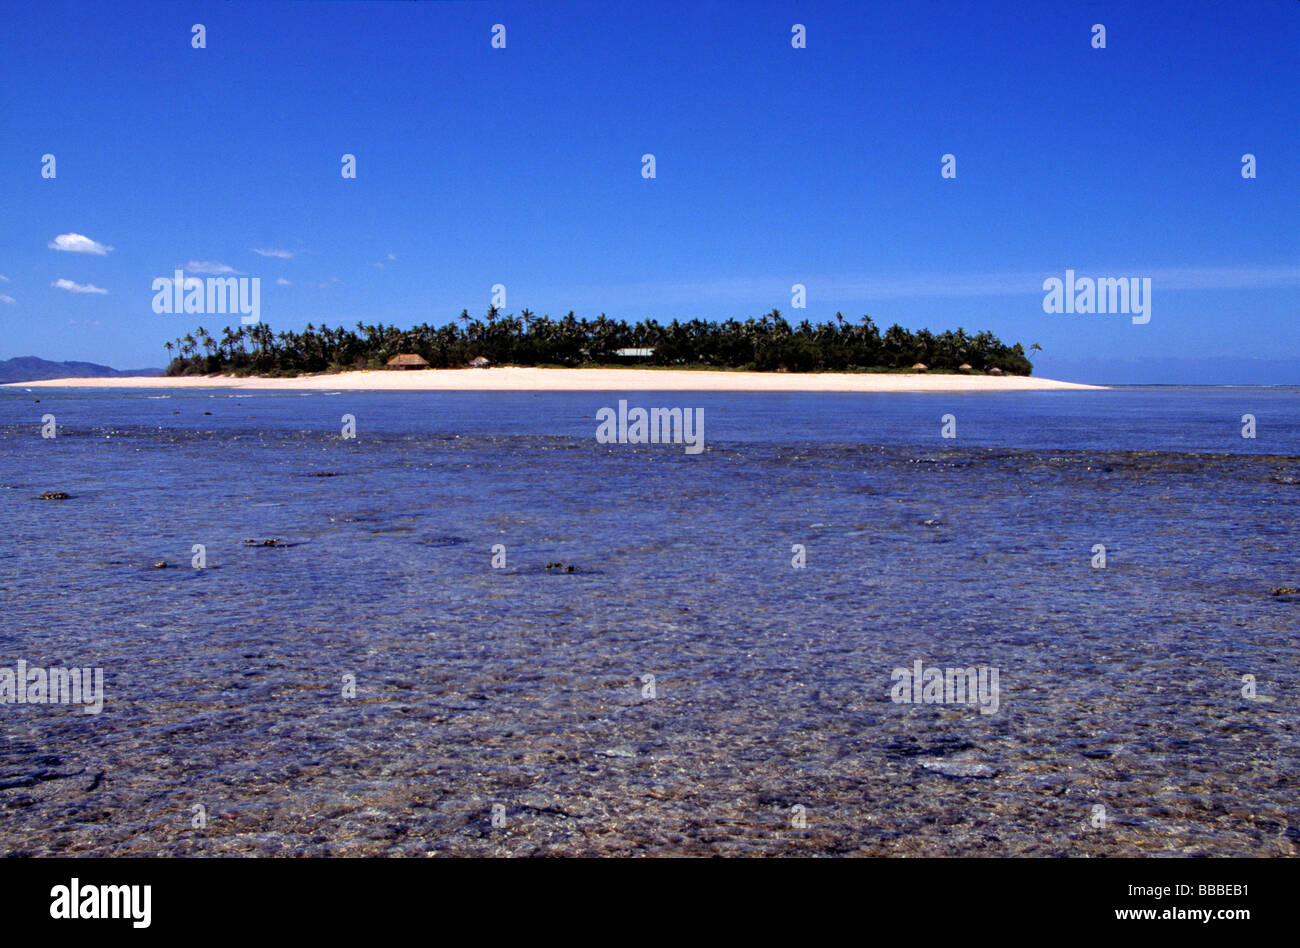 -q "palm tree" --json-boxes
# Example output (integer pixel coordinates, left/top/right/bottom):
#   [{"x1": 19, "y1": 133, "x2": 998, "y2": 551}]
[{"x1": 149, "y1": 310, "x2": 1035, "y2": 376}]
